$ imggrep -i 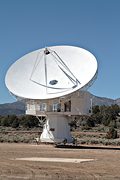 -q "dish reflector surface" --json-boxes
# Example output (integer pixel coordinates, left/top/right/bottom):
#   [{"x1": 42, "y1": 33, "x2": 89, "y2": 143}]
[{"x1": 5, "y1": 46, "x2": 98, "y2": 99}]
